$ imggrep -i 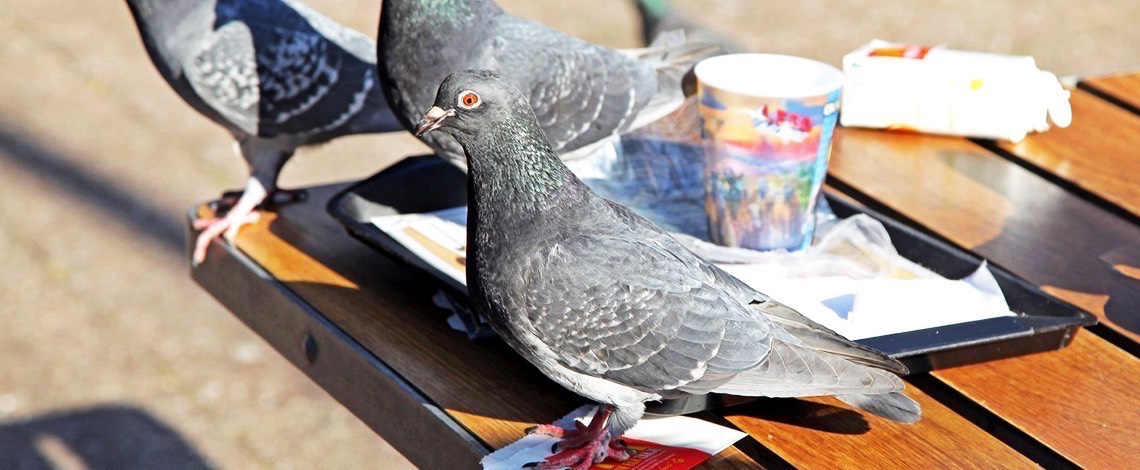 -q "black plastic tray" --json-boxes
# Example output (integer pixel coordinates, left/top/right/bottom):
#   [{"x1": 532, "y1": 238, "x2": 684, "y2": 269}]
[{"x1": 328, "y1": 155, "x2": 1096, "y2": 415}]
